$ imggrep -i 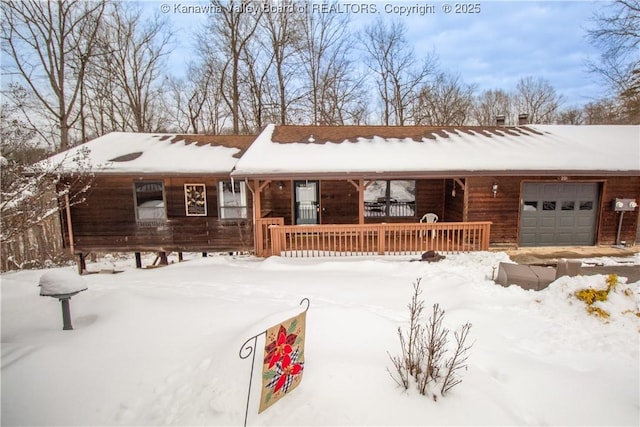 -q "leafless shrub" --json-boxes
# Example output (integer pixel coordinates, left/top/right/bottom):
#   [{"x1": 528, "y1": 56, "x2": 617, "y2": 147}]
[
  {"x1": 386, "y1": 328, "x2": 409, "y2": 390},
  {"x1": 406, "y1": 278, "x2": 424, "y2": 378},
  {"x1": 387, "y1": 278, "x2": 423, "y2": 389},
  {"x1": 388, "y1": 278, "x2": 473, "y2": 399},
  {"x1": 441, "y1": 322, "x2": 473, "y2": 396},
  {"x1": 418, "y1": 303, "x2": 448, "y2": 395}
]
